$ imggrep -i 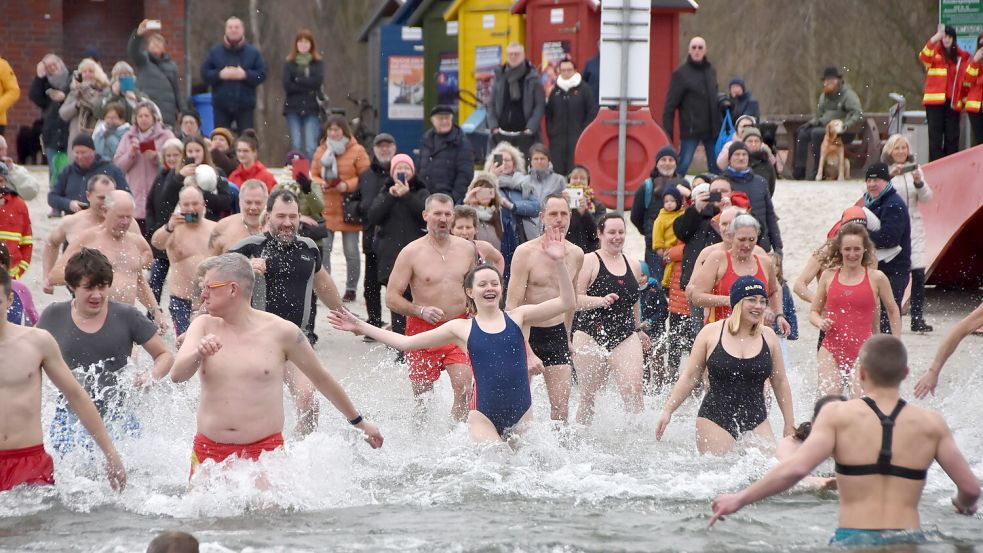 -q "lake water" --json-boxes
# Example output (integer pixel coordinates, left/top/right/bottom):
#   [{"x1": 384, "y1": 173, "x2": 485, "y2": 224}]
[{"x1": 1, "y1": 329, "x2": 981, "y2": 553}]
